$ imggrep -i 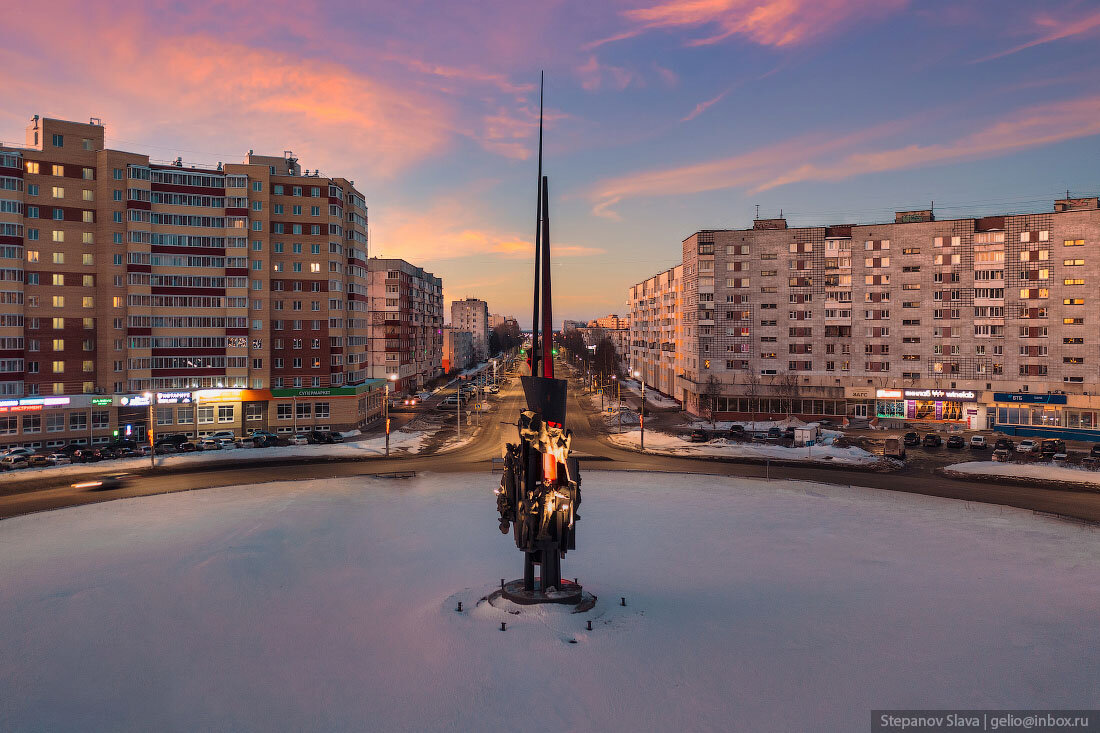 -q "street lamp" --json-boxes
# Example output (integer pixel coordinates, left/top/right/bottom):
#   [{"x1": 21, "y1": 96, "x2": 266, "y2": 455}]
[
  {"x1": 632, "y1": 371, "x2": 645, "y2": 450},
  {"x1": 385, "y1": 373, "x2": 398, "y2": 457},
  {"x1": 611, "y1": 374, "x2": 620, "y2": 434},
  {"x1": 144, "y1": 391, "x2": 154, "y2": 468}
]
